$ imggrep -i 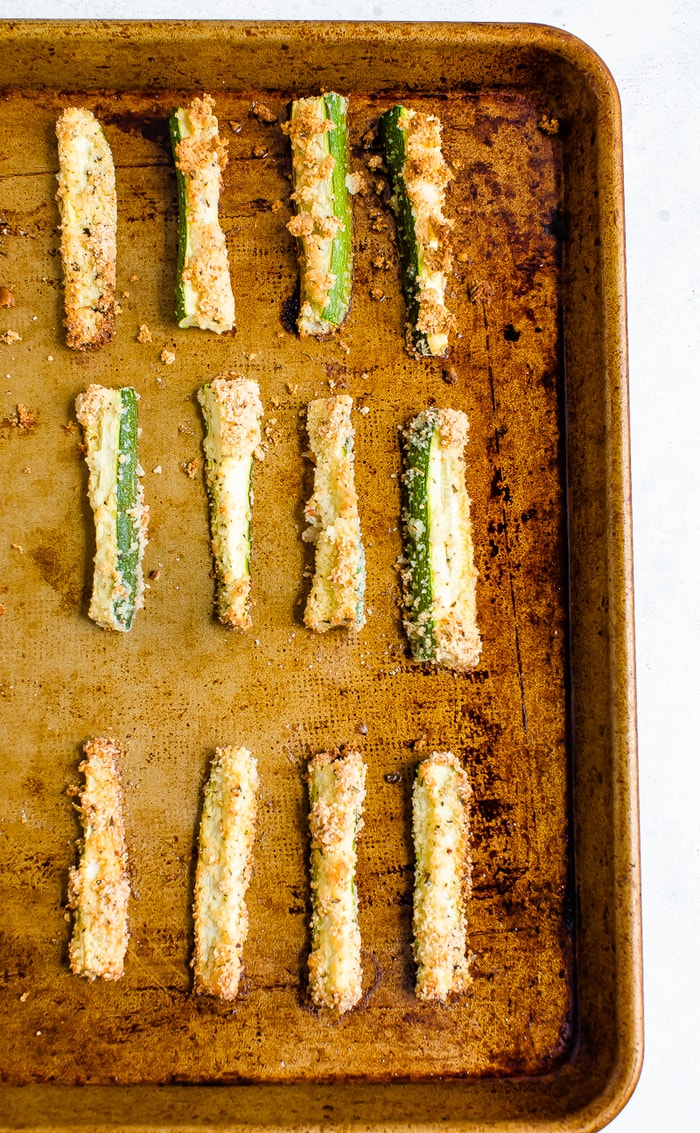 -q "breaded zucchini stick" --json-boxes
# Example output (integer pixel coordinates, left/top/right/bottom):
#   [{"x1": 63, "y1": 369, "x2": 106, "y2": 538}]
[
  {"x1": 308, "y1": 749, "x2": 366, "y2": 1013},
  {"x1": 378, "y1": 105, "x2": 453, "y2": 357},
  {"x1": 55, "y1": 108, "x2": 117, "y2": 350},
  {"x1": 401, "y1": 408, "x2": 480, "y2": 670},
  {"x1": 413, "y1": 751, "x2": 471, "y2": 1002},
  {"x1": 197, "y1": 374, "x2": 263, "y2": 628},
  {"x1": 193, "y1": 746, "x2": 258, "y2": 1000},
  {"x1": 170, "y1": 95, "x2": 235, "y2": 333},
  {"x1": 303, "y1": 396, "x2": 366, "y2": 632},
  {"x1": 283, "y1": 93, "x2": 353, "y2": 336},
  {"x1": 68, "y1": 738, "x2": 130, "y2": 981},
  {"x1": 76, "y1": 384, "x2": 148, "y2": 632}
]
